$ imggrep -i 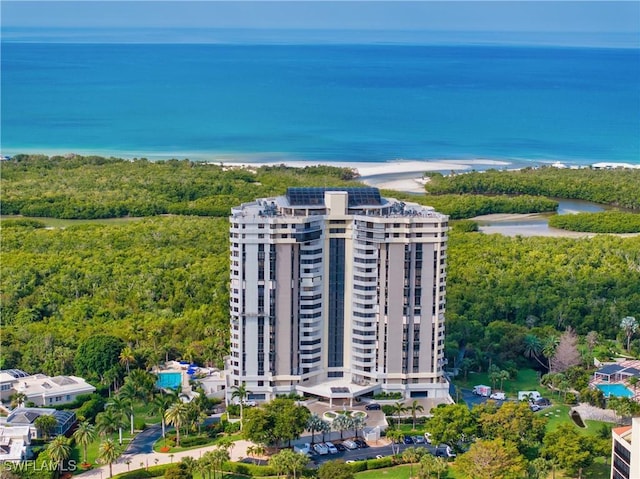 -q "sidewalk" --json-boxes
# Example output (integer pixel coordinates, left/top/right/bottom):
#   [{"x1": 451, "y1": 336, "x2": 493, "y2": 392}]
[{"x1": 77, "y1": 440, "x2": 252, "y2": 479}]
